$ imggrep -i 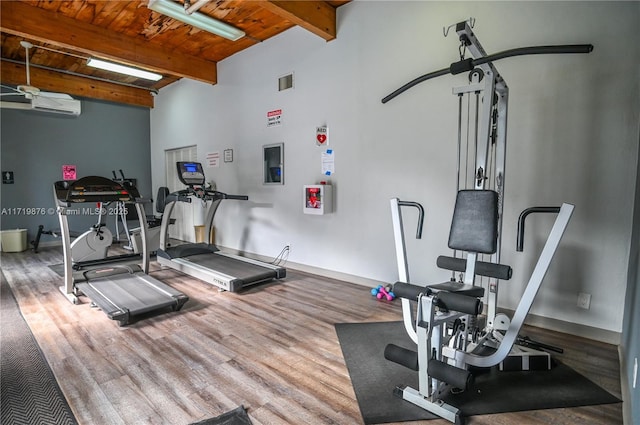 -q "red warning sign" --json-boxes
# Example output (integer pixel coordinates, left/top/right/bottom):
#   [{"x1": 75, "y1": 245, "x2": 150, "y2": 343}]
[{"x1": 267, "y1": 109, "x2": 282, "y2": 127}]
